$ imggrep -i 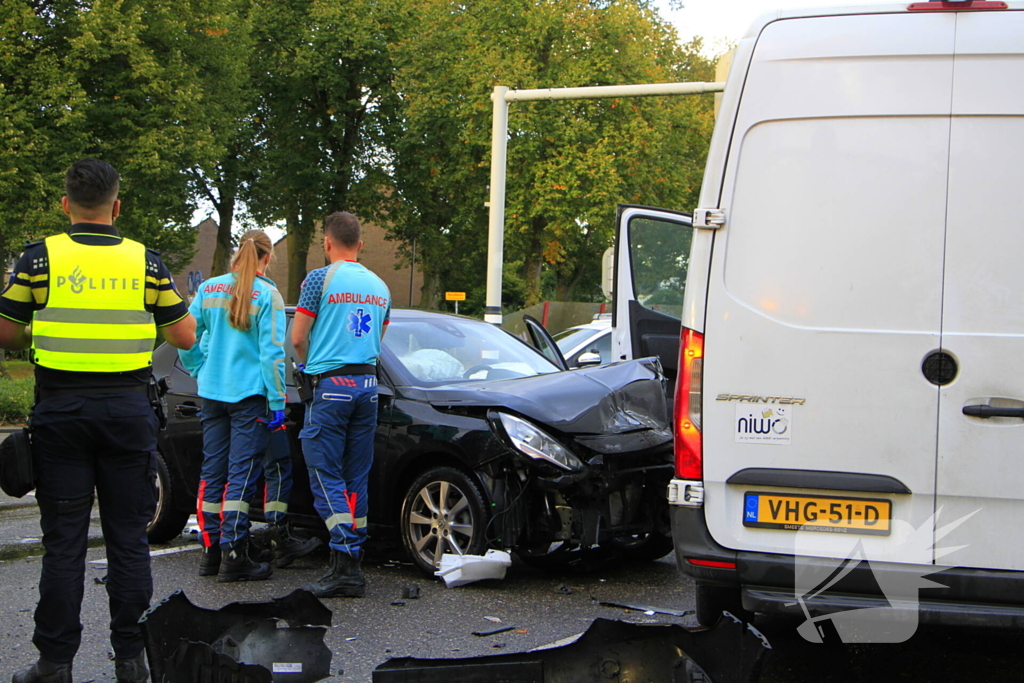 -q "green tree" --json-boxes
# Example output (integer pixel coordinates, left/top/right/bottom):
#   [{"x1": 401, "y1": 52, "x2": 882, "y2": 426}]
[
  {"x1": 184, "y1": 0, "x2": 257, "y2": 277},
  {"x1": 246, "y1": 0, "x2": 404, "y2": 299},
  {"x1": 0, "y1": 1, "x2": 88, "y2": 263},
  {"x1": 390, "y1": 0, "x2": 717, "y2": 309}
]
